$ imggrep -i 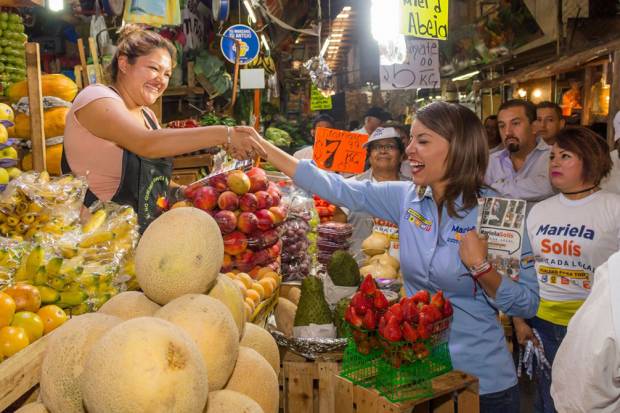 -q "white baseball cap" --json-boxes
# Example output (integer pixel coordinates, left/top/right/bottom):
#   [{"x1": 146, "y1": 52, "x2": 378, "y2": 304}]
[
  {"x1": 363, "y1": 127, "x2": 401, "y2": 148},
  {"x1": 614, "y1": 111, "x2": 620, "y2": 142}
]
